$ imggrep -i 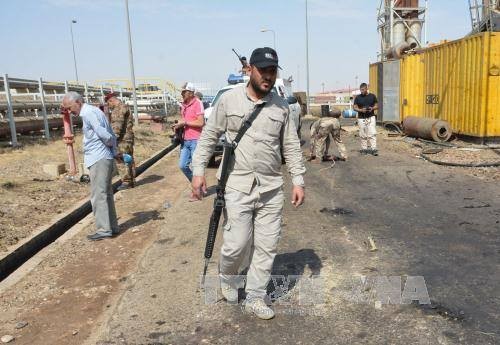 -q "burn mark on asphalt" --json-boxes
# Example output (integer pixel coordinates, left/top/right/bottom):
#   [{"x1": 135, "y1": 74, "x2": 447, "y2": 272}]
[
  {"x1": 416, "y1": 301, "x2": 466, "y2": 322},
  {"x1": 320, "y1": 207, "x2": 354, "y2": 216},
  {"x1": 463, "y1": 202, "x2": 491, "y2": 209},
  {"x1": 156, "y1": 237, "x2": 175, "y2": 245}
]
